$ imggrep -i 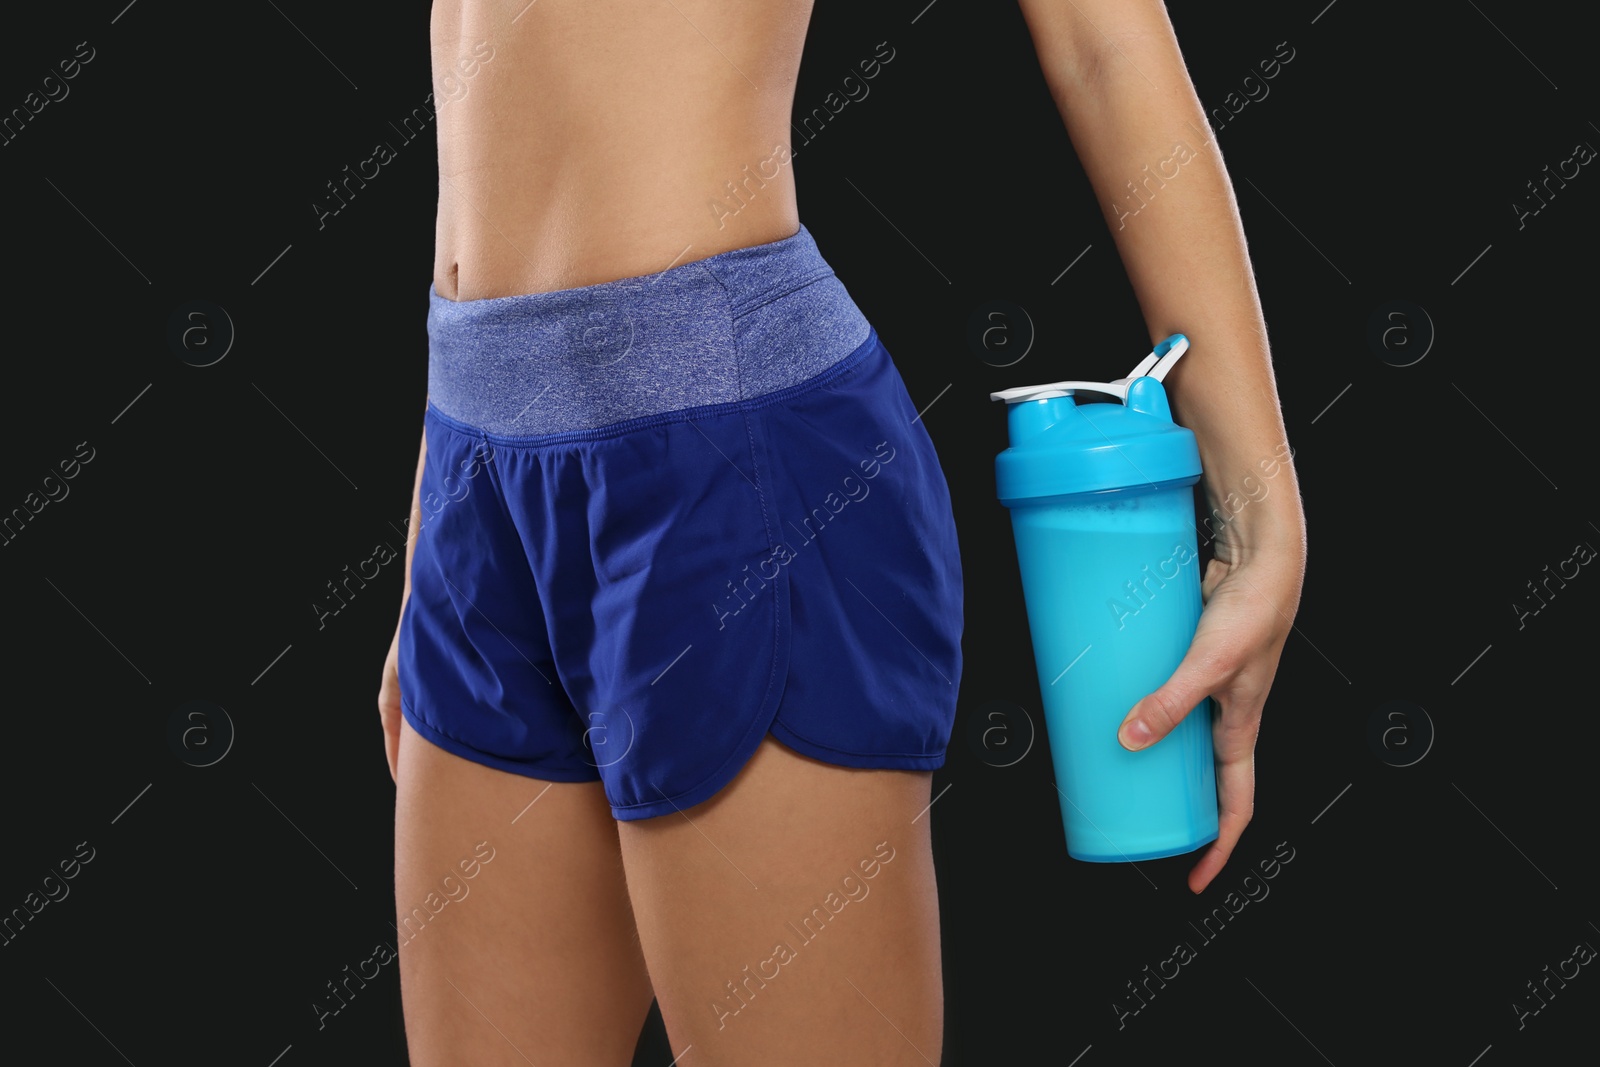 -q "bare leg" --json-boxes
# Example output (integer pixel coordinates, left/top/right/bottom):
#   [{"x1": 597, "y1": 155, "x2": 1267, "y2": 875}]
[
  {"x1": 394, "y1": 717, "x2": 655, "y2": 1065},
  {"x1": 619, "y1": 737, "x2": 943, "y2": 1066}
]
